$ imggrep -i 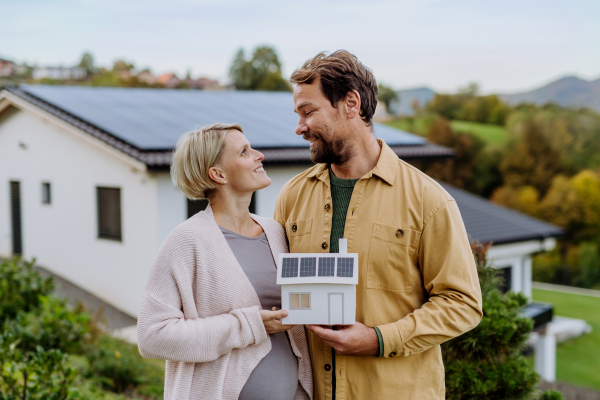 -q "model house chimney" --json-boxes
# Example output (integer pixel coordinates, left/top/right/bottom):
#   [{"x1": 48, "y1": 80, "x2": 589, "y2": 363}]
[{"x1": 339, "y1": 238, "x2": 348, "y2": 254}]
